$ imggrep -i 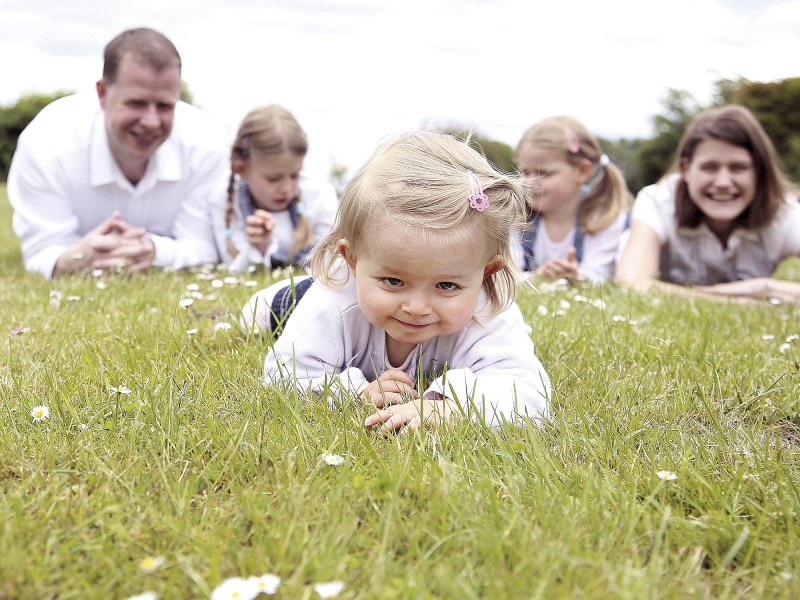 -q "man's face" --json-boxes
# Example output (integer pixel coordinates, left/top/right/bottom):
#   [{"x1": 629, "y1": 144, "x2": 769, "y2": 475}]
[{"x1": 97, "y1": 55, "x2": 181, "y2": 172}]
